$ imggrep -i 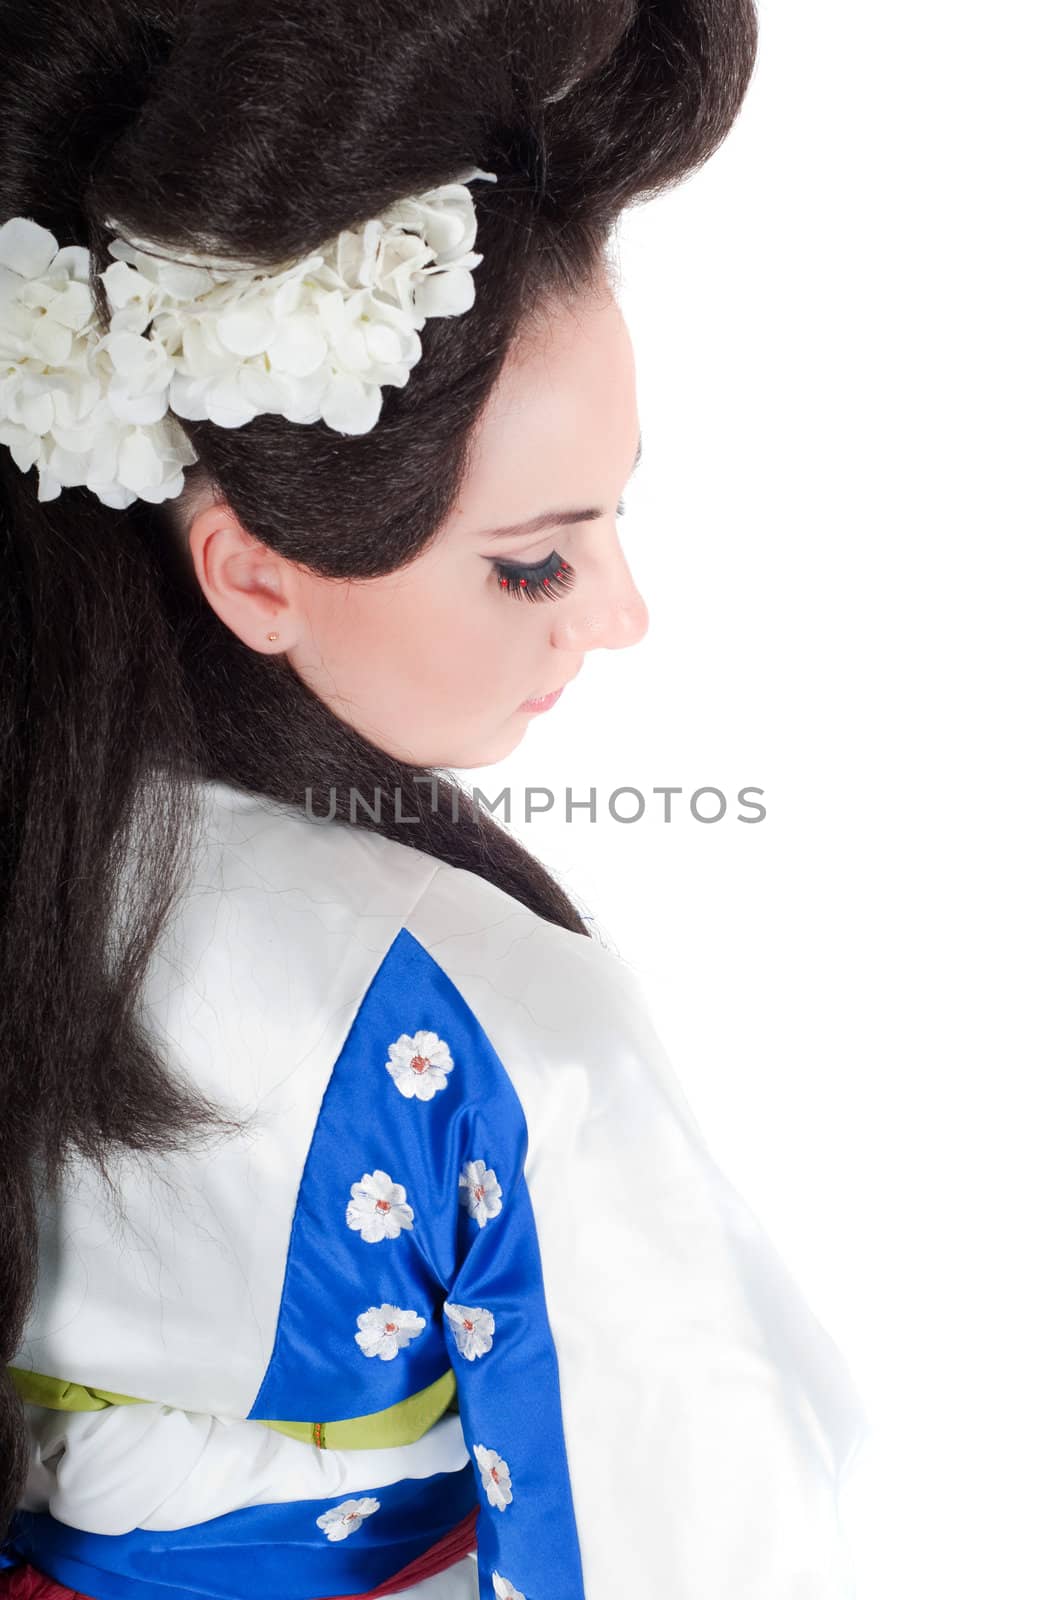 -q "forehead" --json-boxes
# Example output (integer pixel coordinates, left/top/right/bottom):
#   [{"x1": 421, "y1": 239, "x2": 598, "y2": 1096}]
[{"x1": 458, "y1": 288, "x2": 637, "y2": 520}]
